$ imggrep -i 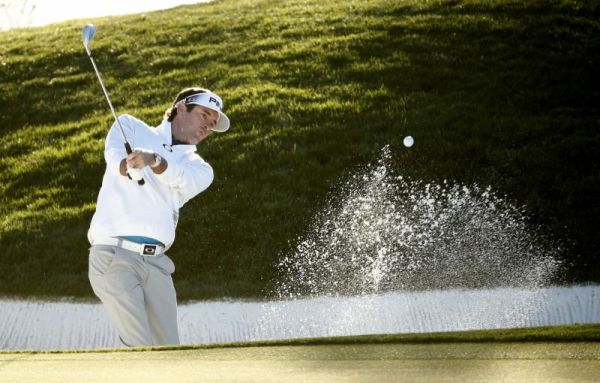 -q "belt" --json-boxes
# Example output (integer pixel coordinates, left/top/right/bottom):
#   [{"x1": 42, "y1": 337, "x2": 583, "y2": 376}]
[{"x1": 92, "y1": 237, "x2": 165, "y2": 256}]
